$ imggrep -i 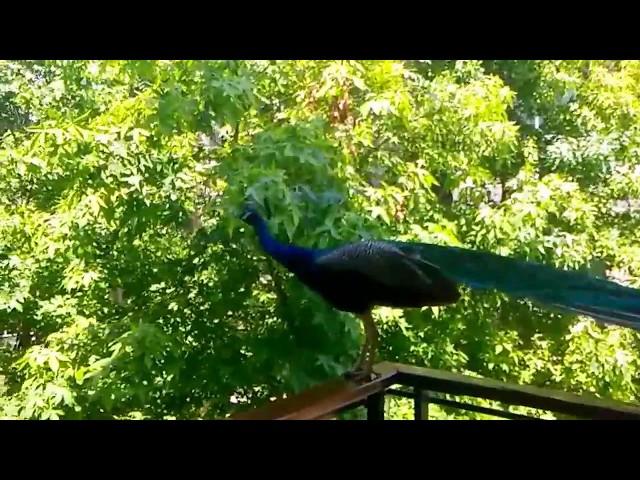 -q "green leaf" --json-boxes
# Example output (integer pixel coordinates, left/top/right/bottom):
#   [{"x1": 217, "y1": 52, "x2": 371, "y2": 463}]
[
  {"x1": 74, "y1": 369, "x2": 85, "y2": 385},
  {"x1": 370, "y1": 206, "x2": 390, "y2": 225},
  {"x1": 48, "y1": 355, "x2": 59, "y2": 373},
  {"x1": 123, "y1": 175, "x2": 143, "y2": 188}
]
